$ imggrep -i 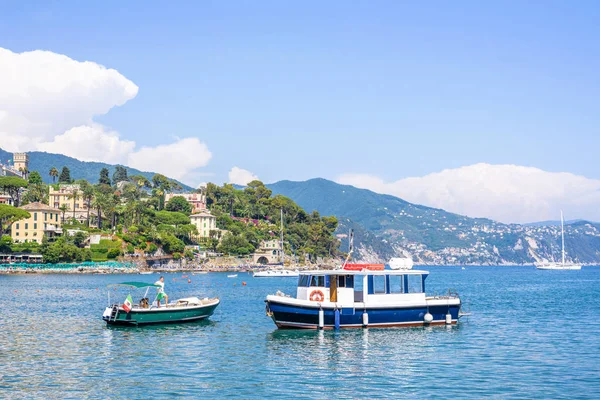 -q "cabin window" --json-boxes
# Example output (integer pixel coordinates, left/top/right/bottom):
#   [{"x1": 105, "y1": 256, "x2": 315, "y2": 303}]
[
  {"x1": 374, "y1": 275, "x2": 386, "y2": 293},
  {"x1": 407, "y1": 275, "x2": 423, "y2": 293},
  {"x1": 353, "y1": 275, "x2": 363, "y2": 295},
  {"x1": 337, "y1": 275, "x2": 353, "y2": 288},
  {"x1": 298, "y1": 275, "x2": 310, "y2": 287},
  {"x1": 310, "y1": 275, "x2": 325, "y2": 287},
  {"x1": 388, "y1": 275, "x2": 404, "y2": 293}
]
